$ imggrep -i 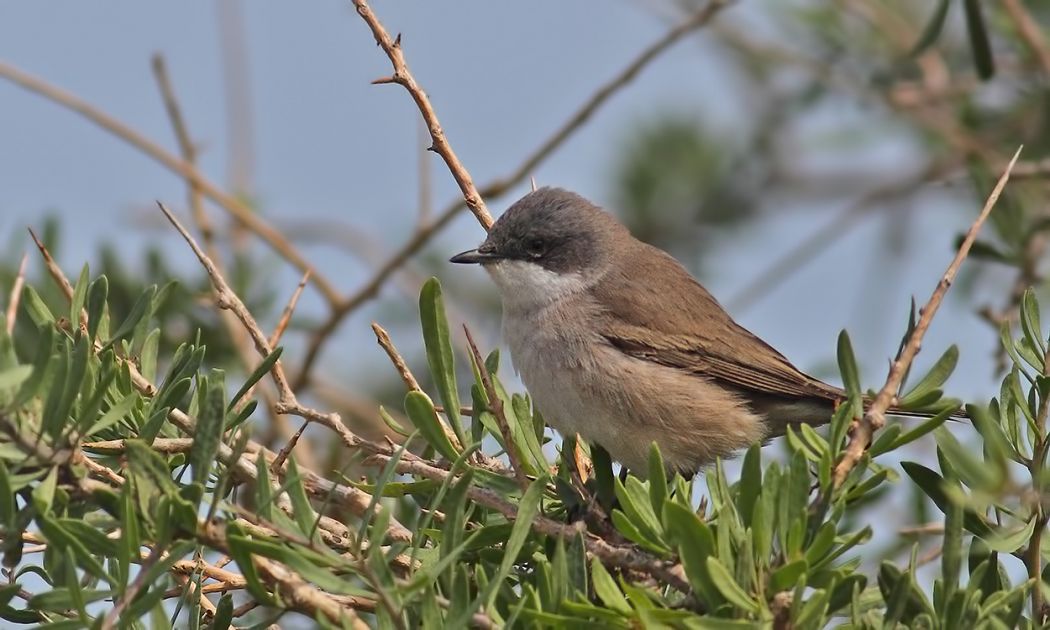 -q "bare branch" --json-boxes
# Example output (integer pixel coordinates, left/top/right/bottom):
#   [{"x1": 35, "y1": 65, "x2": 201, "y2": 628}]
[
  {"x1": 1003, "y1": 0, "x2": 1050, "y2": 77},
  {"x1": 832, "y1": 146, "x2": 1023, "y2": 487},
  {"x1": 371, "y1": 322, "x2": 421, "y2": 392},
  {"x1": 353, "y1": 0, "x2": 493, "y2": 228},
  {"x1": 270, "y1": 269, "x2": 311, "y2": 349}
]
